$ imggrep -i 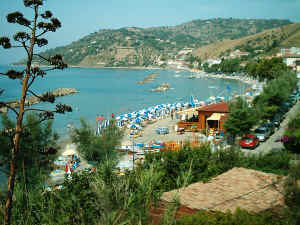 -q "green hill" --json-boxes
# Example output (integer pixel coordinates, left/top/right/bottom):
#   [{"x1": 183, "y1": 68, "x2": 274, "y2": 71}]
[
  {"x1": 18, "y1": 18, "x2": 292, "y2": 67},
  {"x1": 192, "y1": 22, "x2": 300, "y2": 60}
]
